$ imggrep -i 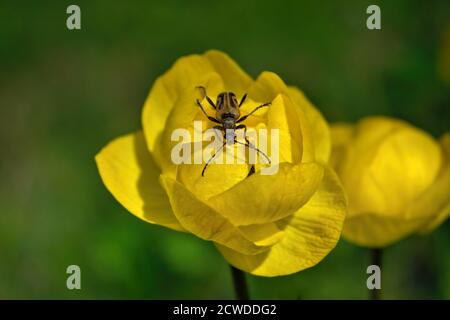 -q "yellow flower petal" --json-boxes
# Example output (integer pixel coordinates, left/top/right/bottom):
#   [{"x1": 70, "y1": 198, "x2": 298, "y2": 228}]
[
  {"x1": 343, "y1": 213, "x2": 427, "y2": 248},
  {"x1": 421, "y1": 203, "x2": 450, "y2": 234},
  {"x1": 216, "y1": 166, "x2": 347, "y2": 276},
  {"x1": 142, "y1": 50, "x2": 252, "y2": 154},
  {"x1": 266, "y1": 94, "x2": 303, "y2": 164},
  {"x1": 177, "y1": 159, "x2": 250, "y2": 200},
  {"x1": 368, "y1": 127, "x2": 441, "y2": 215},
  {"x1": 247, "y1": 72, "x2": 316, "y2": 162},
  {"x1": 142, "y1": 55, "x2": 213, "y2": 153},
  {"x1": 239, "y1": 223, "x2": 285, "y2": 247},
  {"x1": 248, "y1": 71, "x2": 288, "y2": 103},
  {"x1": 209, "y1": 162, "x2": 324, "y2": 226},
  {"x1": 159, "y1": 175, "x2": 272, "y2": 255},
  {"x1": 95, "y1": 132, "x2": 184, "y2": 231},
  {"x1": 417, "y1": 133, "x2": 450, "y2": 233},
  {"x1": 203, "y1": 50, "x2": 253, "y2": 94},
  {"x1": 288, "y1": 86, "x2": 331, "y2": 164}
]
